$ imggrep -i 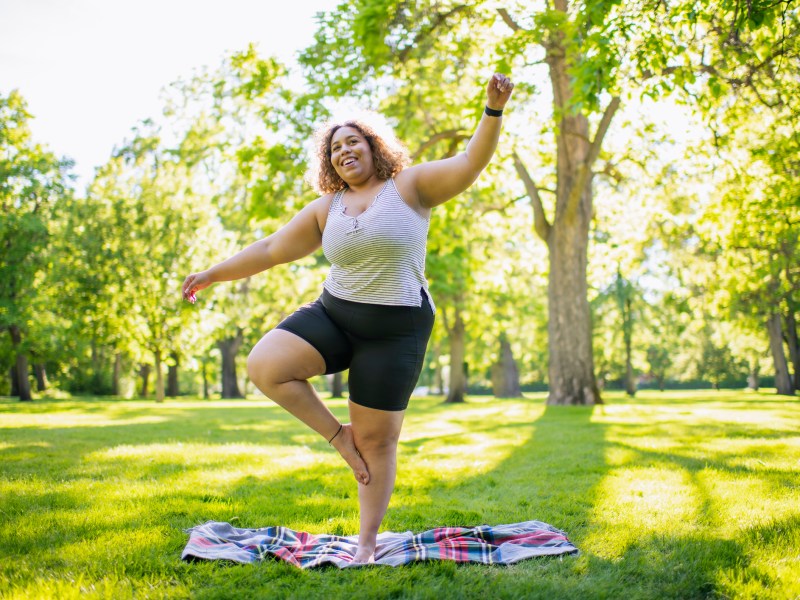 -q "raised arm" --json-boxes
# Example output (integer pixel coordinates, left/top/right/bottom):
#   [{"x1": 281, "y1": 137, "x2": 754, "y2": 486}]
[
  {"x1": 402, "y1": 73, "x2": 514, "y2": 209},
  {"x1": 181, "y1": 196, "x2": 328, "y2": 302}
]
